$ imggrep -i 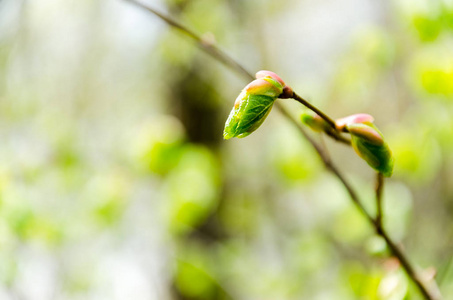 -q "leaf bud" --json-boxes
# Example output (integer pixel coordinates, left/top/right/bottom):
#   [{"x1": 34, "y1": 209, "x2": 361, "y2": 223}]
[
  {"x1": 301, "y1": 110, "x2": 330, "y2": 132},
  {"x1": 224, "y1": 70, "x2": 290, "y2": 139},
  {"x1": 337, "y1": 114, "x2": 394, "y2": 177}
]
